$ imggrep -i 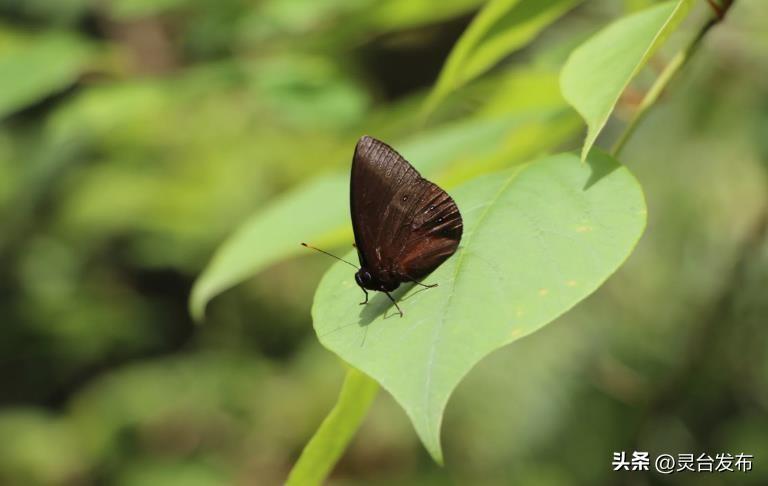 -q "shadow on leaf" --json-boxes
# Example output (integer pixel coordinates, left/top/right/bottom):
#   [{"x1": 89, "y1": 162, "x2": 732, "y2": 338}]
[
  {"x1": 583, "y1": 149, "x2": 620, "y2": 190},
  {"x1": 358, "y1": 284, "x2": 414, "y2": 326}
]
